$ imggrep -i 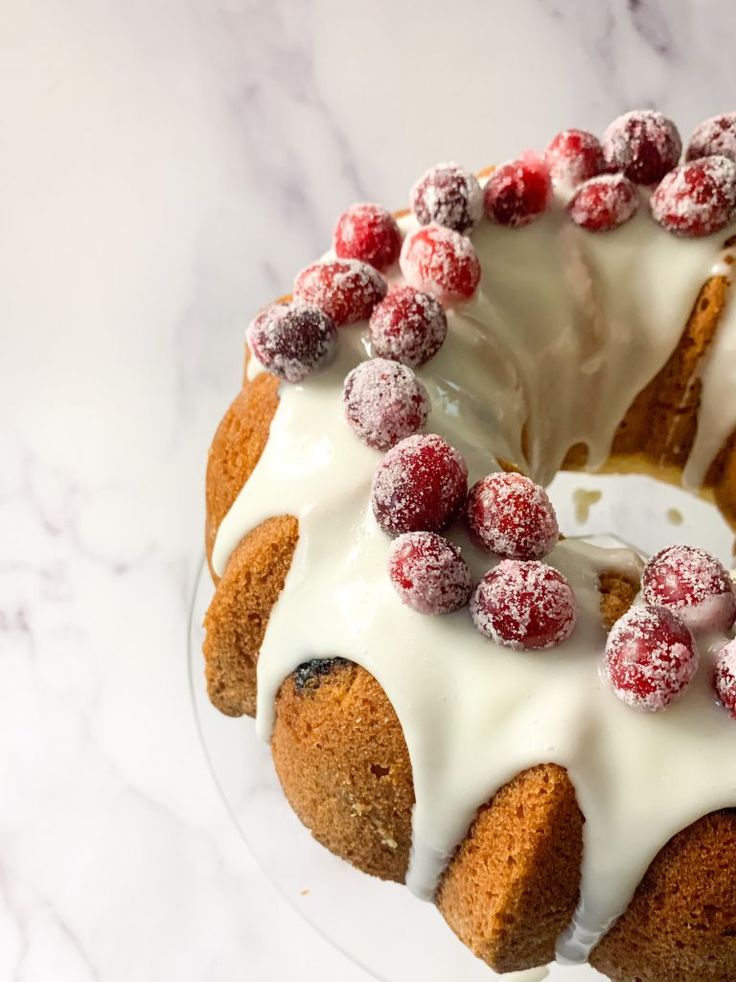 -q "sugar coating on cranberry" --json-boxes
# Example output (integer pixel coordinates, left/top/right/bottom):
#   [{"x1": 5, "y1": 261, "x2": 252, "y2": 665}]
[
  {"x1": 650, "y1": 156, "x2": 736, "y2": 238},
  {"x1": 333, "y1": 203, "x2": 402, "y2": 271},
  {"x1": 342, "y1": 358, "x2": 430, "y2": 450},
  {"x1": 602, "y1": 110, "x2": 682, "y2": 185},
  {"x1": 247, "y1": 301, "x2": 337, "y2": 383},
  {"x1": 483, "y1": 152, "x2": 552, "y2": 228},
  {"x1": 568, "y1": 174, "x2": 640, "y2": 232},
  {"x1": 388, "y1": 531, "x2": 473, "y2": 614},
  {"x1": 399, "y1": 225, "x2": 481, "y2": 306},
  {"x1": 410, "y1": 163, "x2": 483, "y2": 233},
  {"x1": 713, "y1": 639, "x2": 736, "y2": 718},
  {"x1": 686, "y1": 113, "x2": 736, "y2": 164},
  {"x1": 294, "y1": 259, "x2": 387, "y2": 325},
  {"x1": 604, "y1": 605, "x2": 698, "y2": 712},
  {"x1": 371, "y1": 433, "x2": 468, "y2": 536},
  {"x1": 466, "y1": 472, "x2": 559, "y2": 560},
  {"x1": 470, "y1": 560, "x2": 577, "y2": 650},
  {"x1": 369, "y1": 286, "x2": 448, "y2": 367},
  {"x1": 545, "y1": 129, "x2": 607, "y2": 188},
  {"x1": 641, "y1": 544, "x2": 736, "y2": 633}
]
